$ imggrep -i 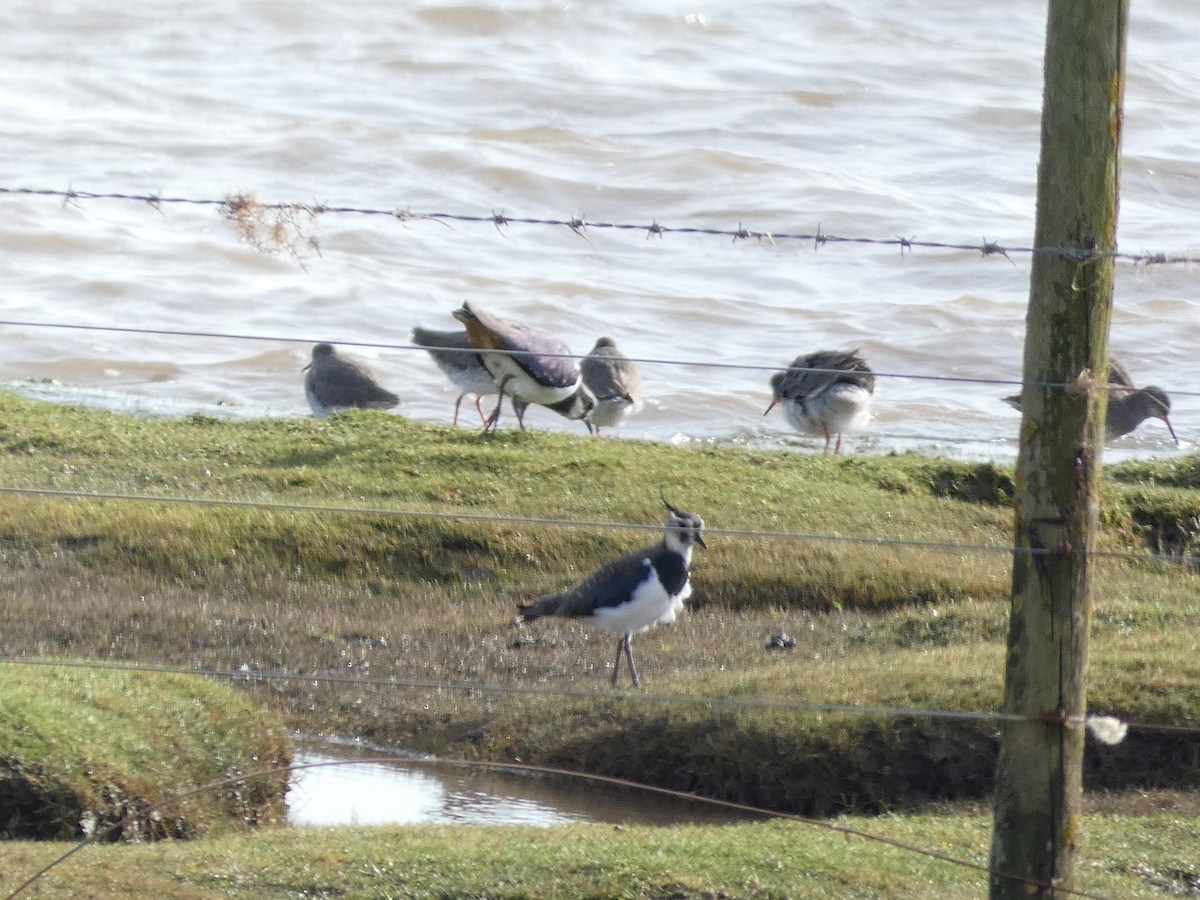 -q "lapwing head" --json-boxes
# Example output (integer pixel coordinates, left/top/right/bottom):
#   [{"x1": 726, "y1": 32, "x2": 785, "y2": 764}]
[
  {"x1": 572, "y1": 382, "x2": 598, "y2": 423},
  {"x1": 660, "y1": 493, "x2": 707, "y2": 550}
]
